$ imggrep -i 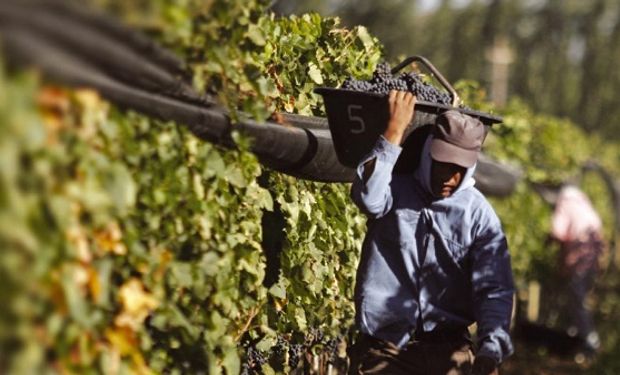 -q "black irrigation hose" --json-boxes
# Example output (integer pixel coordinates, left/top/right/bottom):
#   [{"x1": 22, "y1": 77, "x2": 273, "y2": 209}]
[
  {"x1": 474, "y1": 154, "x2": 522, "y2": 198},
  {"x1": 0, "y1": 0, "x2": 211, "y2": 107},
  {"x1": 0, "y1": 0, "x2": 522, "y2": 193},
  {"x1": 0, "y1": 26, "x2": 353, "y2": 182},
  {"x1": 5, "y1": 0, "x2": 189, "y2": 78}
]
